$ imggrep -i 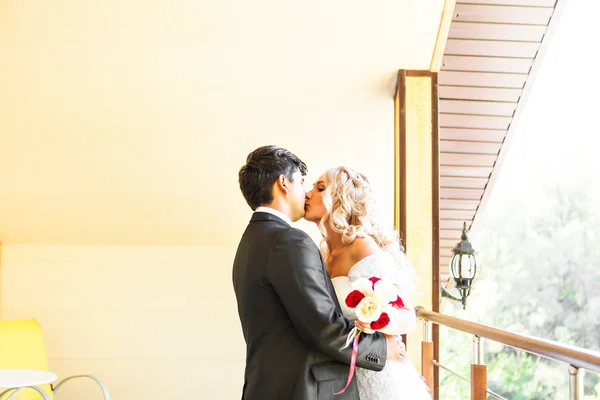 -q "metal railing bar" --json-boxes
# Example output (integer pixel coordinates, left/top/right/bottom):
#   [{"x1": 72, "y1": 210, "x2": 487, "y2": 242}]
[
  {"x1": 433, "y1": 360, "x2": 470, "y2": 381},
  {"x1": 417, "y1": 308, "x2": 600, "y2": 373}
]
